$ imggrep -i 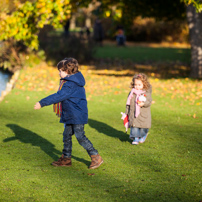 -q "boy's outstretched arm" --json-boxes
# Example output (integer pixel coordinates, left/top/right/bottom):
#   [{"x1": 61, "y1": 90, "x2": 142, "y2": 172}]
[{"x1": 34, "y1": 102, "x2": 41, "y2": 110}]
